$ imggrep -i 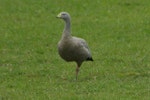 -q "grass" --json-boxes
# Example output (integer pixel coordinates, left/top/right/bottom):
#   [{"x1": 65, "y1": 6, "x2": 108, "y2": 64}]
[{"x1": 0, "y1": 0, "x2": 150, "y2": 100}]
